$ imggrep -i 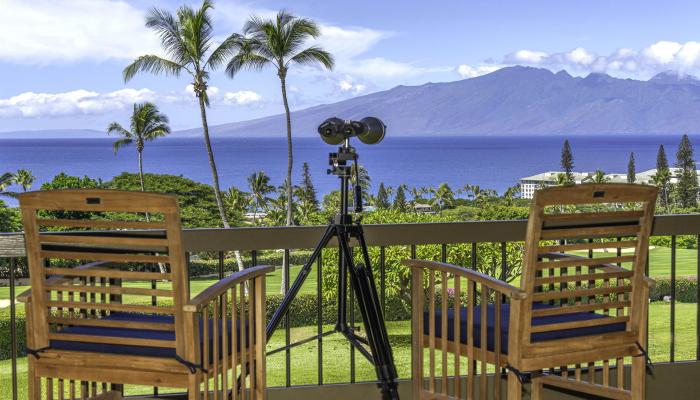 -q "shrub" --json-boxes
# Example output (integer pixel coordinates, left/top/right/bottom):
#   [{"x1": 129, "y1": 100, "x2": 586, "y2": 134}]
[
  {"x1": 0, "y1": 308, "x2": 26, "y2": 360},
  {"x1": 649, "y1": 276, "x2": 697, "y2": 303}
]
